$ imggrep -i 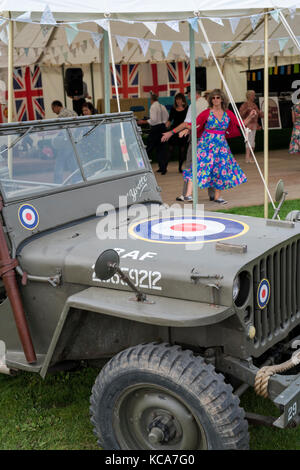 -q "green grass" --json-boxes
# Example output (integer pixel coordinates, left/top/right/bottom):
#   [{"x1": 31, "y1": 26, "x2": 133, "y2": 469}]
[
  {"x1": 0, "y1": 367, "x2": 100, "y2": 450},
  {"x1": 1, "y1": 200, "x2": 300, "y2": 450},
  {"x1": 1, "y1": 366, "x2": 299, "y2": 450},
  {"x1": 218, "y1": 198, "x2": 300, "y2": 220}
]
